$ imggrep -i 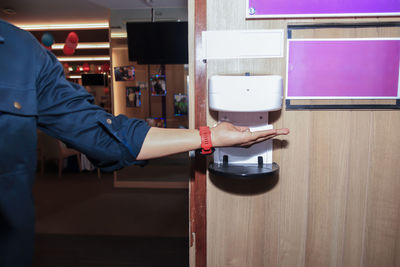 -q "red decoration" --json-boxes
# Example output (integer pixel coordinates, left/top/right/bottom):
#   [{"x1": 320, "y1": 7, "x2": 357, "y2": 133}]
[
  {"x1": 82, "y1": 63, "x2": 90, "y2": 72},
  {"x1": 103, "y1": 87, "x2": 109, "y2": 94},
  {"x1": 102, "y1": 63, "x2": 110, "y2": 72},
  {"x1": 66, "y1": 32, "x2": 79, "y2": 49},
  {"x1": 63, "y1": 44, "x2": 75, "y2": 55}
]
